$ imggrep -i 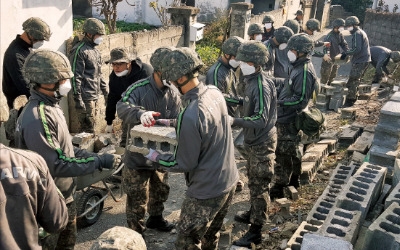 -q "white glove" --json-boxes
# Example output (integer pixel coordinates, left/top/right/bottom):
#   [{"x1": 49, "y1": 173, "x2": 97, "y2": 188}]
[
  {"x1": 145, "y1": 148, "x2": 160, "y2": 162},
  {"x1": 323, "y1": 42, "x2": 331, "y2": 48},
  {"x1": 323, "y1": 54, "x2": 331, "y2": 62},
  {"x1": 140, "y1": 111, "x2": 161, "y2": 127},
  {"x1": 105, "y1": 125, "x2": 113, "y2": 133}
]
